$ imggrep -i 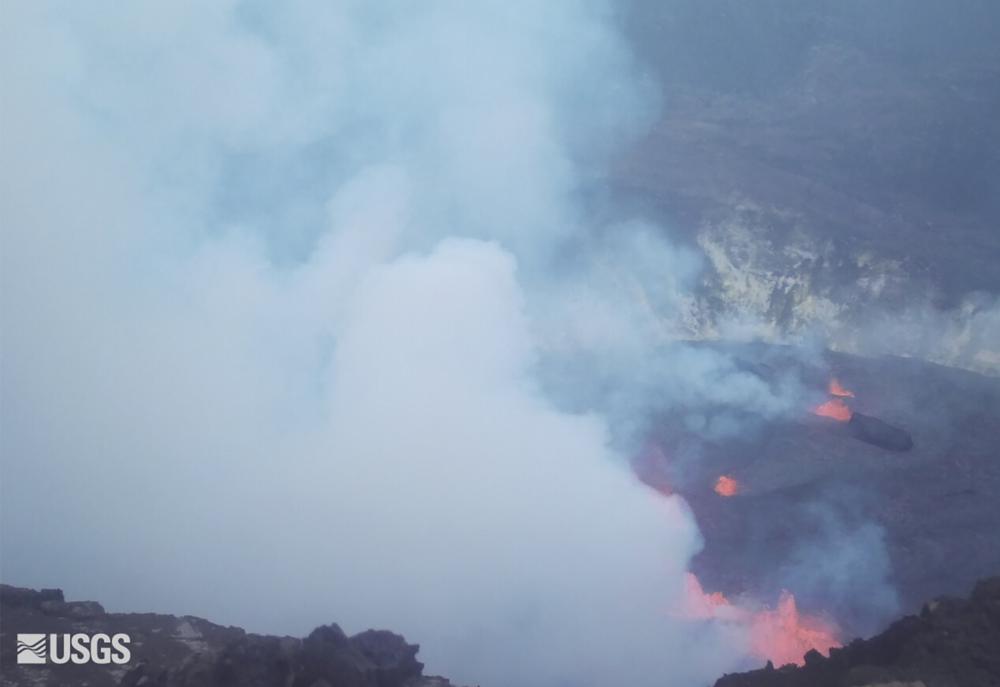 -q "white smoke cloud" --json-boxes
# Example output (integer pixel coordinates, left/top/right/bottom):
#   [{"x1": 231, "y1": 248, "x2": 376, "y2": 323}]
[
  {"x1": 0, "y1": 2, "x2": 783, "y2": 685},
  {"x1": 775, "y1": 502, "x2": 899, "y2": 638}
]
